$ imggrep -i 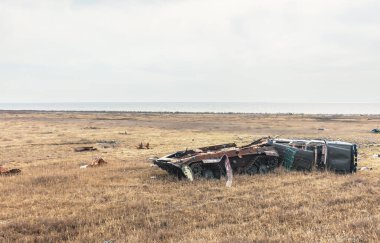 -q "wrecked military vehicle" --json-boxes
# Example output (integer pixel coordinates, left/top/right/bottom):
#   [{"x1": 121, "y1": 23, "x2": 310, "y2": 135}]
[
  {"x1": 153, "y1": 138, "x2": 358, "y2": 180},
  {"x1": 154, "y1": 138, "x2": 280, "y2": 179}
]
